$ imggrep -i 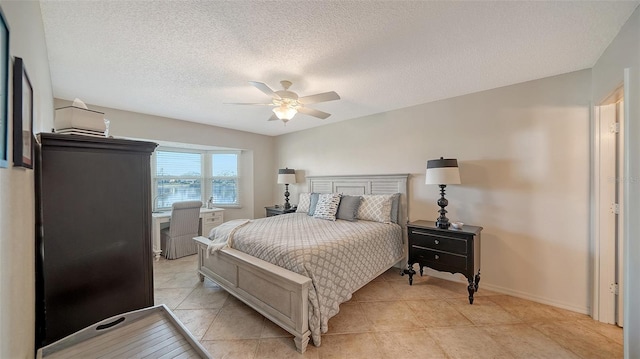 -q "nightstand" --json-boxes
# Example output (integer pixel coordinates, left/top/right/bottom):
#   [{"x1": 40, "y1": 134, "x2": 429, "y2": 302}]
[
  {"x1": 265, "y1": 206, "x2": 296, "y2": 217},
  {"x1": 403, "y1": 220, "x2": 482, "y2": 304},
  {"x1": 199, "y1": 209, "x2": 224, "y2": 237}
]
